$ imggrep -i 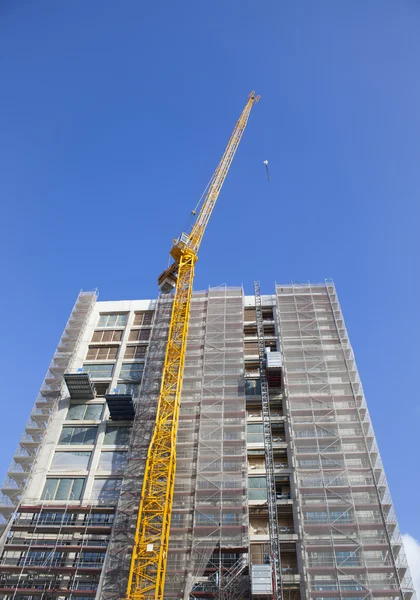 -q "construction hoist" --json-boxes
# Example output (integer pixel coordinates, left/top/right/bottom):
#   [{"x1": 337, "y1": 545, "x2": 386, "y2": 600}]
[{"x1": 126, "y1": 91, "x2": 259, "y2": 600}]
